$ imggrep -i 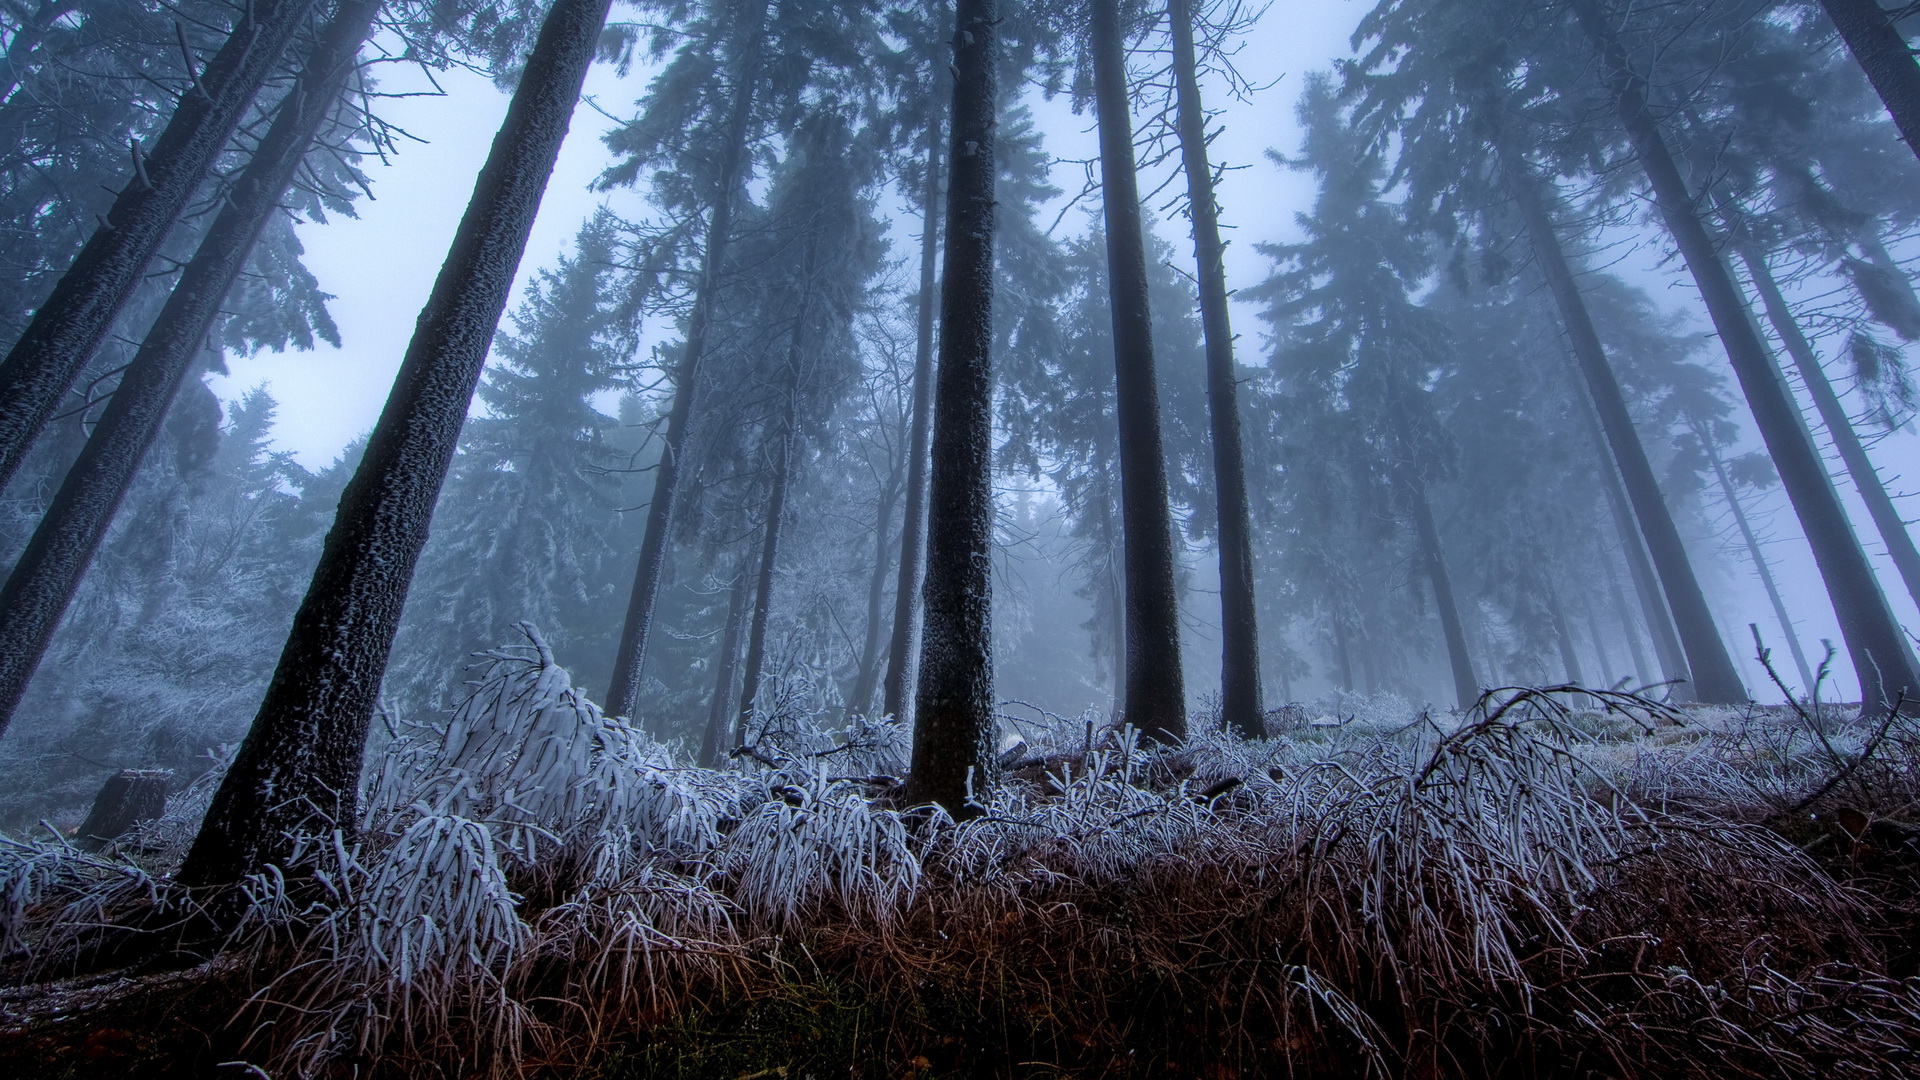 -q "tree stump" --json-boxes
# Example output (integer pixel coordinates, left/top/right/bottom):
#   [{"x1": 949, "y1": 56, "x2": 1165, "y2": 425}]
[{"x1": 75, "y1": 770, "x2": 169, "y2": 851}]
